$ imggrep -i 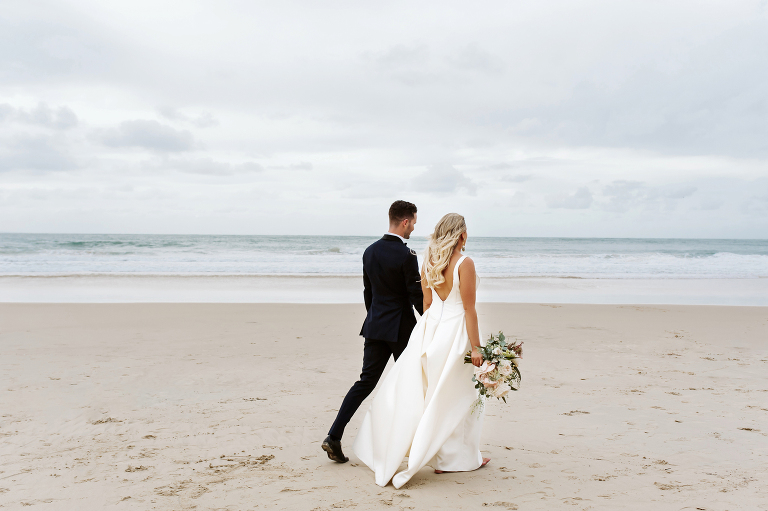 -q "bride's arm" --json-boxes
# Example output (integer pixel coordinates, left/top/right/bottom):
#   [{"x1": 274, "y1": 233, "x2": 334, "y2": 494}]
[
  {"x1": 459, "y1": 258, "x2": 483, "y2": 367},
  {"x1": 420, "y1": 265, "x2": 432, "y2": 312}
]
